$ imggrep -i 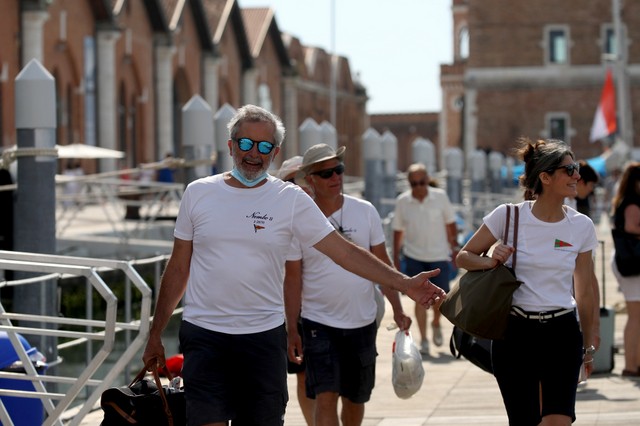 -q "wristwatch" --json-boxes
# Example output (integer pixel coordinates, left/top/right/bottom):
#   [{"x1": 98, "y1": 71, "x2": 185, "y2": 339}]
[{"x1": 584, "y1": 345, "x2": 596, "y2": 356}]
